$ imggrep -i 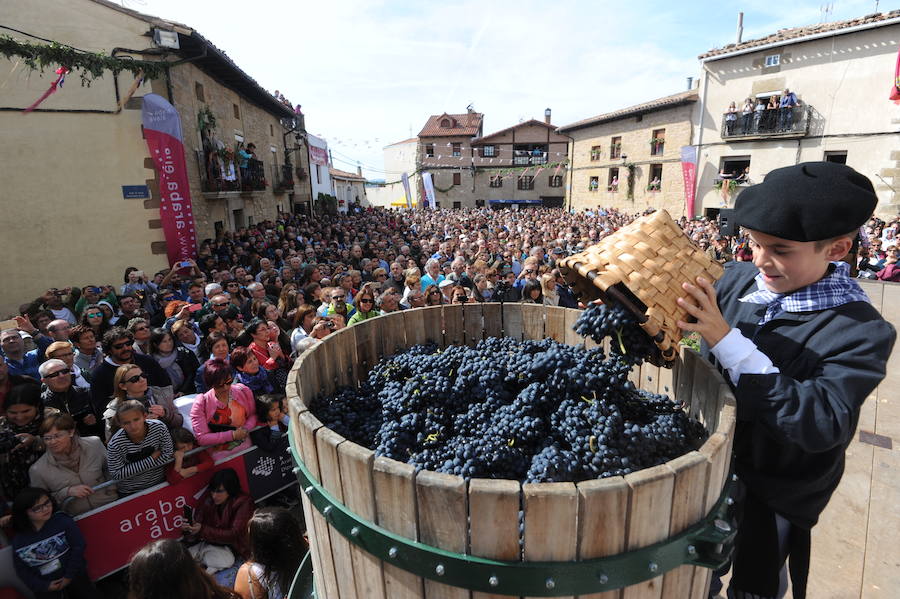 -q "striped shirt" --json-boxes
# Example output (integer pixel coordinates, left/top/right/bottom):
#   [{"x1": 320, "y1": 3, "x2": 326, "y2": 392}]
[{"x1": 106, "y1": 419, "x2": 173, "y2": 496}]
